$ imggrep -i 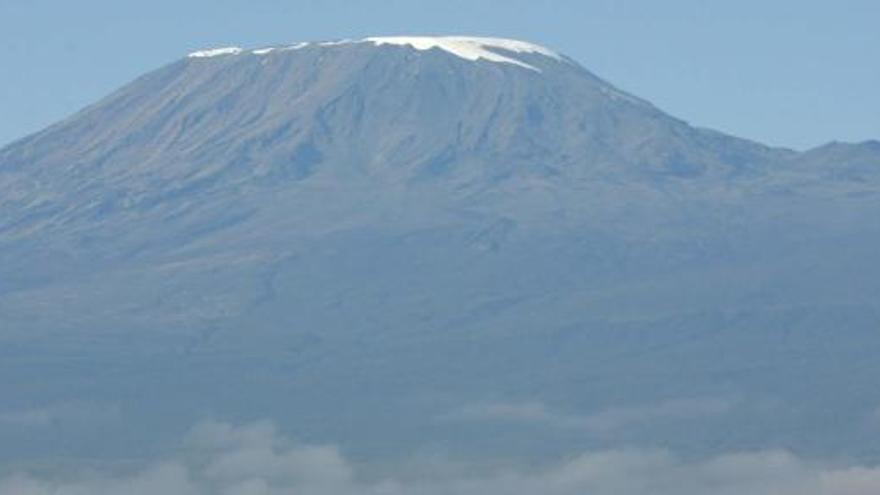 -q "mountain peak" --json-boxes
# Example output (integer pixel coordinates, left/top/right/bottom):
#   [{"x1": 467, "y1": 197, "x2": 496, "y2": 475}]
[
  {"x1": 188, "y1": 35, "x2": 565, "y2": 71},
  {"x1": 3, "y1": 32, "x2": 791, "y2": 210},
  {"x1": 363, "y1": 36, "x2": 564, "y2": 71}
]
